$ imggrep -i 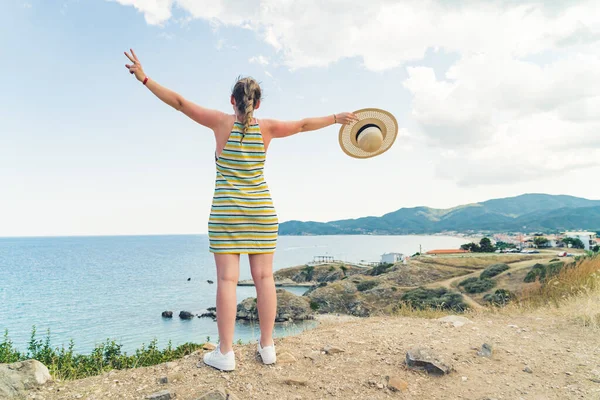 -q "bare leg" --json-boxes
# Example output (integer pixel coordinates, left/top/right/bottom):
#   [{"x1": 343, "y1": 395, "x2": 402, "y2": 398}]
[
  {"x1": 249, "y1": 253, "x2": 276, "y2": 347},
  {"x1": 214, "y1": 253, "x2": 240, "y2": 354}
]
